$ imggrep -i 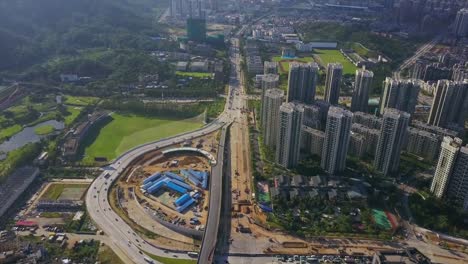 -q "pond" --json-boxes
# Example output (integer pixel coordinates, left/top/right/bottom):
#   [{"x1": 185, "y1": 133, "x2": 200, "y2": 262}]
[{"x1": 0, "y1": 120, "x2": 64, "y2": 154}]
